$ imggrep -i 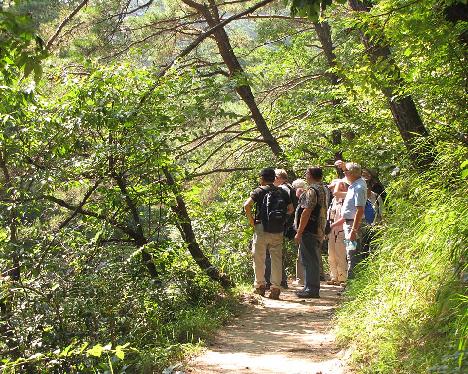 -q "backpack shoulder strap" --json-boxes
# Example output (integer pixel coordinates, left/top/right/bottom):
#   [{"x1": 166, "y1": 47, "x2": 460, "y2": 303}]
[
  {"x1": 309, "y1": 185, "x2": 319, "y2": 200},
  {"x1": 254, "y1": 186, "x2": 269, "y2": 218}
]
